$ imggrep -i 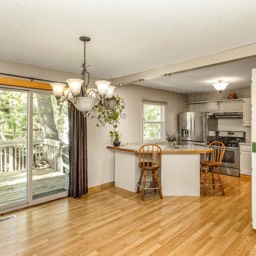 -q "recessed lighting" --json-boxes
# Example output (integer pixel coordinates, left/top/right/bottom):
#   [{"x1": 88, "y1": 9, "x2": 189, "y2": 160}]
[
  {"x1": 164, "y1": 74, "x2": 171, "y2": 77},
  {"x1": 119, "y1": 83, "x2": 124, "y2": 86},
  {"x1": 139, "y1": 79, "x2": 144, "y2": 82}
]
